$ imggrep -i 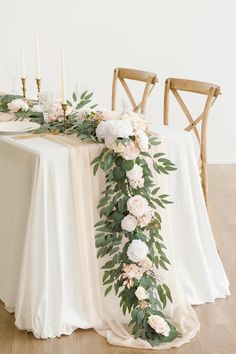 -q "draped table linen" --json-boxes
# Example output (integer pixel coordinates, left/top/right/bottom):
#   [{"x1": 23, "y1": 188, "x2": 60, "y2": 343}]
[{"x1": 0, "y1": 126, "x2": 229, "y2": 348}]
